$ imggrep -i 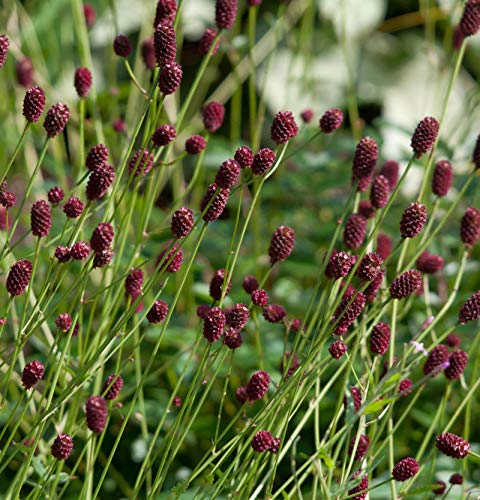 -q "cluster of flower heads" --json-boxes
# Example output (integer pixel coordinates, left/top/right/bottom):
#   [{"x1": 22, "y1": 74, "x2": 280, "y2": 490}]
[
  {"x1": 2, "y1": 0, "x2": 480, "y2": 493},
  {"x1": 50, "y1": 374, "x2": 123, "y2": 460}
]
